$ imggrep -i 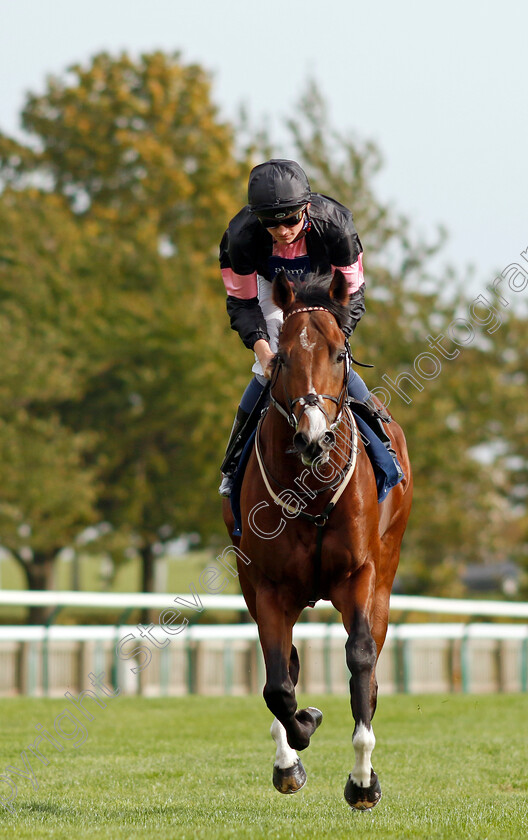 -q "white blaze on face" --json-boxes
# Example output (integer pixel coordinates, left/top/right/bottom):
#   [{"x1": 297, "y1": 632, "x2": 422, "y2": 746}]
[
  {"x1": 298, "y1": 324, "x2": 325, "y2": 445},
  {"x1": 299, "y1": 326, "x2": 316, "y2": 353},
  {"x1": 304, "y1": 404, "x2": 327, "y2": 442}
]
